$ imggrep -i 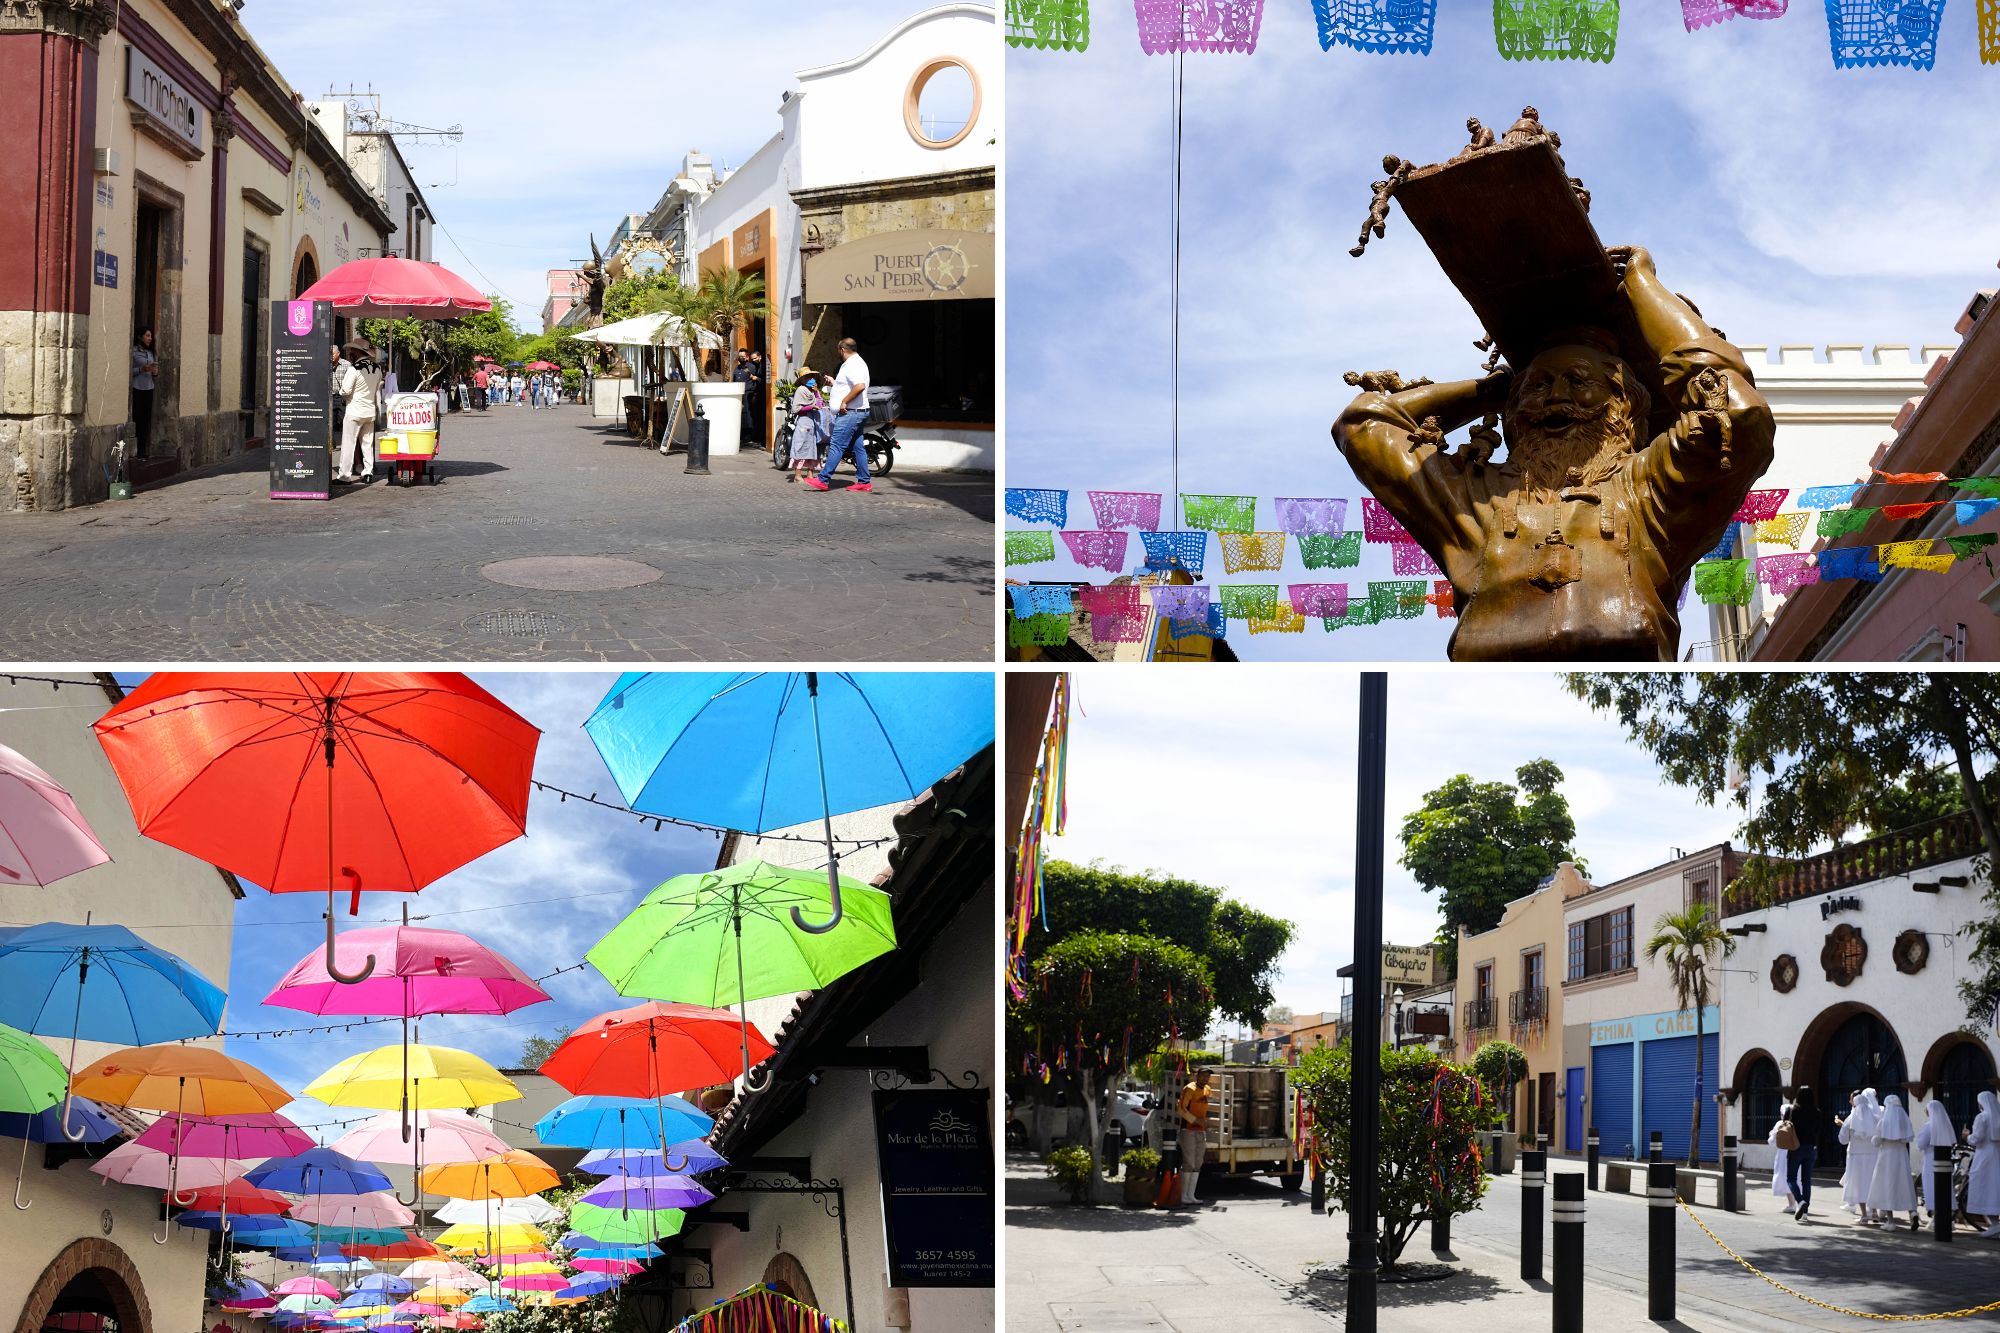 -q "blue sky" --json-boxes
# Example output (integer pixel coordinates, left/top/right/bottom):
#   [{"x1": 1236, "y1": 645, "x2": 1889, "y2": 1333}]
[
  {"x1": 196, "y1": 672, "x2": 723, "y2": 1142},
  {"x1": 1006, "y1": 4, "x2": 2000, "y2": 660},
  {"x1": 240, "y1": 1, "x2": 950, "y2": 329},
  {"x1": 1037, "y1": 670, "x2": 1743, "y2": 1039}
]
